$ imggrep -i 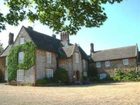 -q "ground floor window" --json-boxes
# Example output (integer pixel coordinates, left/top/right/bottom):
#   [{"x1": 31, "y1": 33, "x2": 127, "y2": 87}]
[
  {"x1": 46, "y1": 69, "x2": 53, "y2": 78},
  {"x1": 99, "y1": 73, "x2": 107, "y2": 80},
  {"x1": 17, "y1": 70, "x2": 24, "y2": 82}
]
